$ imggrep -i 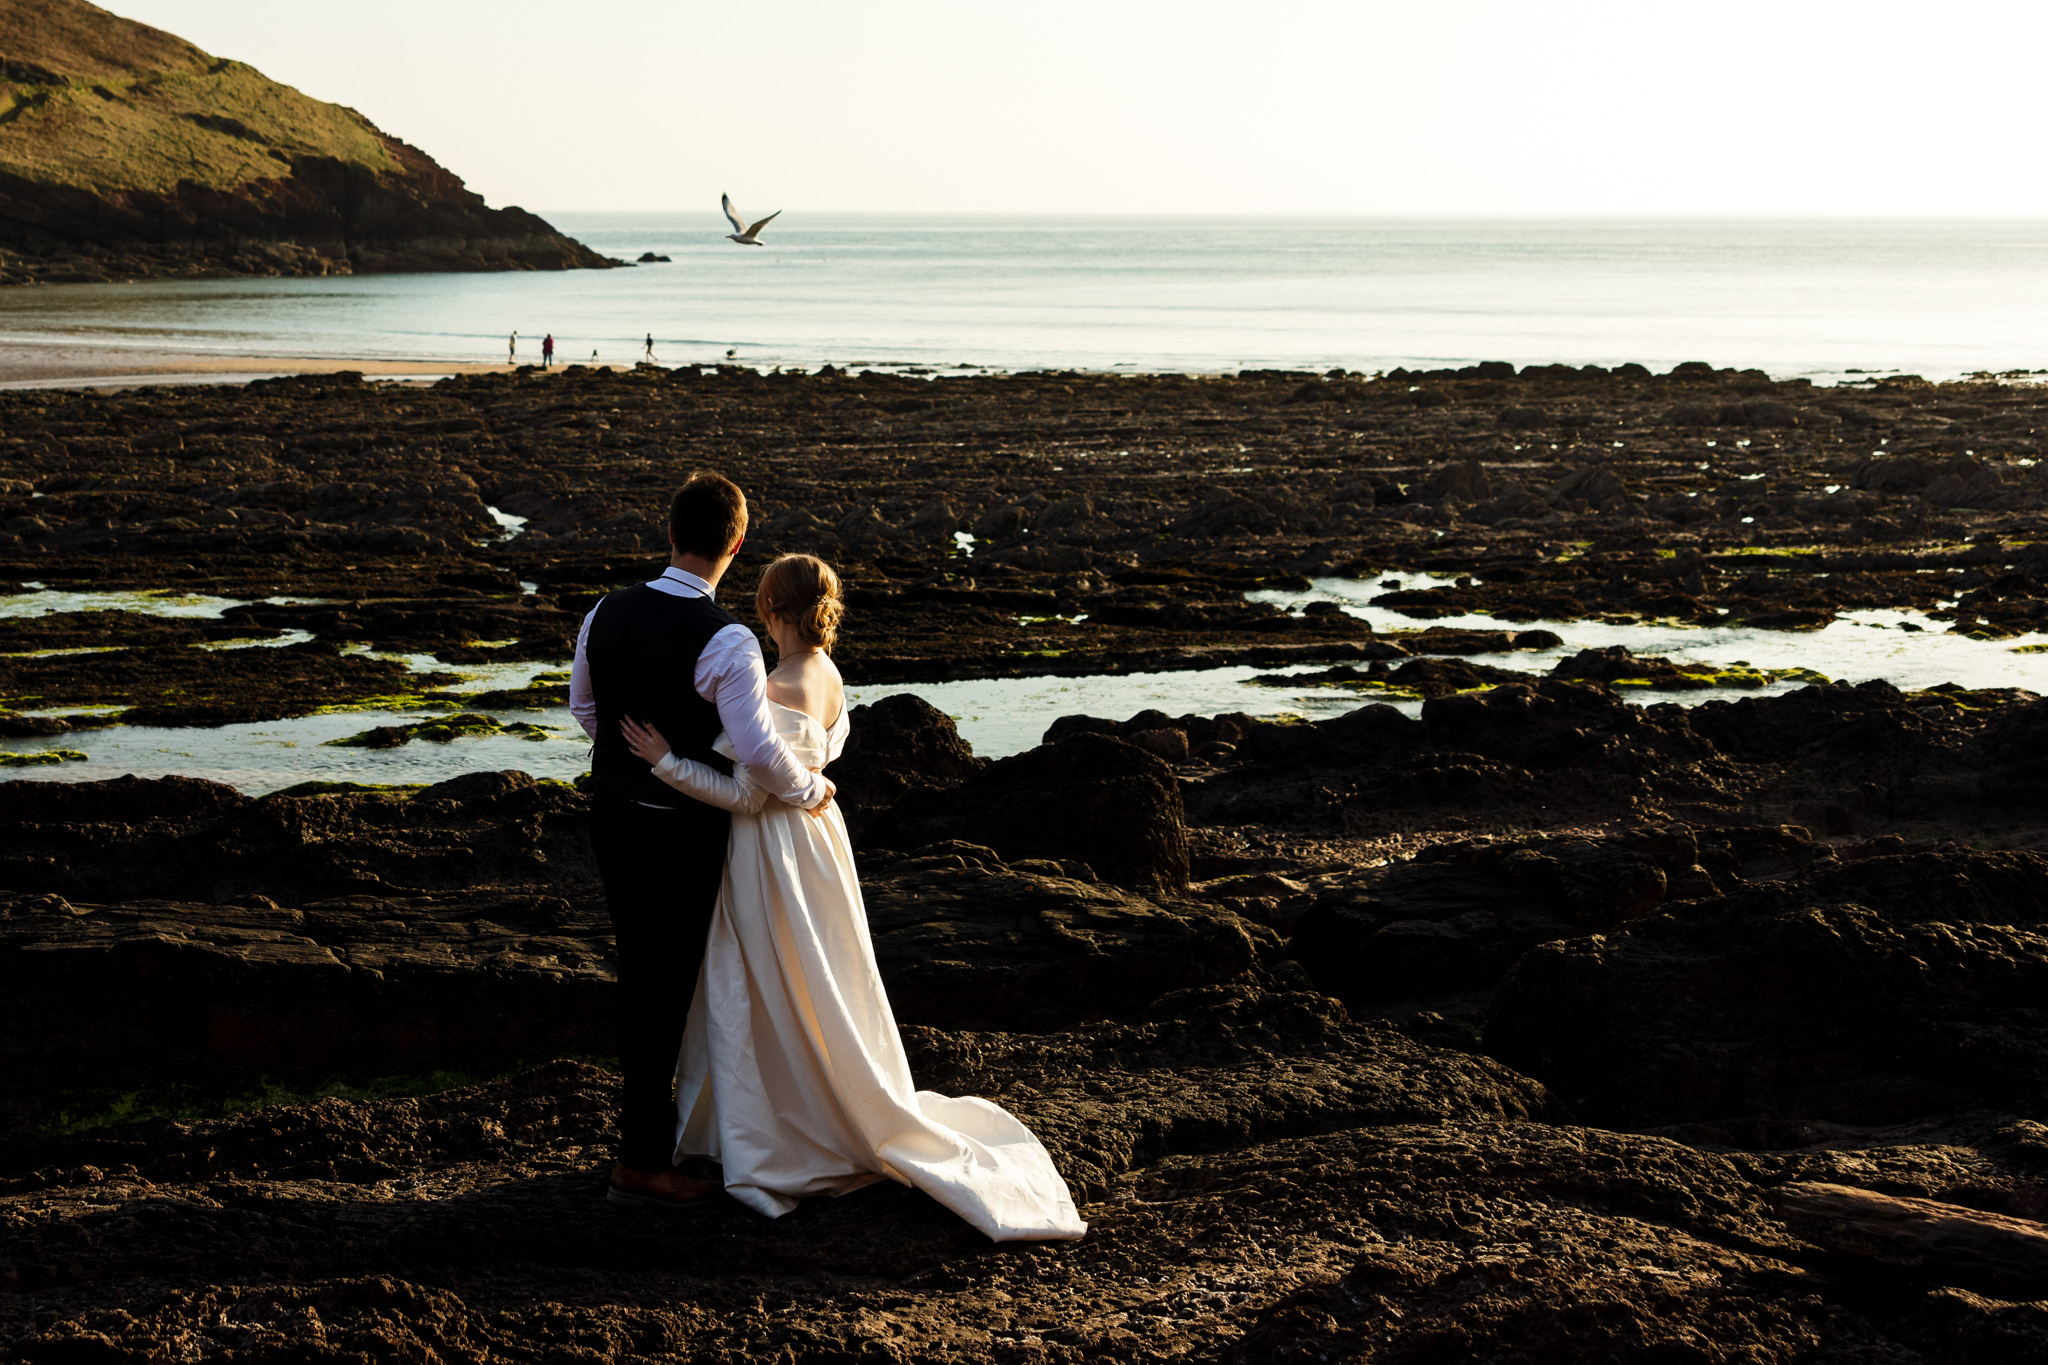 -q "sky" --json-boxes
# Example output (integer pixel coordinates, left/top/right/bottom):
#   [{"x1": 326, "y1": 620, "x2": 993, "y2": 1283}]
[{"x1": 109, "y1": 0, "x2": 2048, "y2": 217}]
